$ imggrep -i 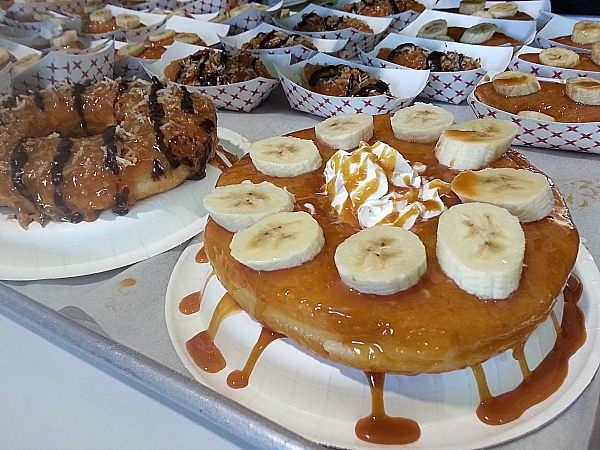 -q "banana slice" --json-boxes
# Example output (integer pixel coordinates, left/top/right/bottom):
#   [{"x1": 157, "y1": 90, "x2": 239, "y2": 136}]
[
  {"x1": 434, "y1": 119, "x2": 518, "y2": 170},
  {"x1": 115, "y1": 13, "x2": 141, "y2": 30},
  {"x1": 459, "y1": 23, "x2": 498, "y2": 45},
  {"x1": 334, "y1": 226, "x2": 427, "y2": 295},
  {"x1": 0, "y1": 47, "x2": 9, "y2": 67},
  {"x1": 90, "y1": 8, "x2": 113, "y2": 23},
  {"x1": 149, "y1": 29, "x2": 176, "y2": 42},
  {"x1": 203, "y1": 182, "x2": 295, "y2": 232},
  {"x1": 450, "y1": 168, "x2": 555, "y2": 222},
  {"x1": 565, "y1": 76, "x2": 600, "y2": 105},
  {"x1": 492, "y1": 71, "x2": 541, "y2": 97},
  {"x1": 472, "y1": 10, "x2": 494, "y2": 18},
  {"x1": 417, "y1": 19, "x2": 448, "y2": 39},
  {"x1": 517, "y1": 110, "x2": 555, "y2": 122},
  {"x1": 571, "y1": 20, "x2": 600, "y2": 45},
  {"x1": 488, "y1": 2, "x2": 518, "y2": 18},
  {"x1": 33, "y1": 12, "x2": 55, "y2": 21},
  {"x1": 391, "y1": 103, "x2": 455, "y2": 143},
  {"x1": 538, "y1": 47, "x2": 580, "y2": 69},
  {"x1": 315, "y1": 113, "x2": 374, "y2": 150},
  {"x1": 459, "y1": 0, "x2": 486, "y2": 15},
  {"x1": 436, "y1": 202, "x2": 525, "y2": 300},
  {"x1": 116, "y1": 41, "x2": 145, "y2": 58},
  {"x1": 14, "y1": 53, "x2": 40, "y2": 74},
  {"x1": 249, "y1": 136, "x2": 322, "y2": 177},
  {"x1": 591, "y1": 42, "x2": 600, "y2": 66},
  {"x1": 51, "y1": 30, "x2": 78, "y2": 48},
  {"x1": 174, "y1": 32, "x2": 201, "y2": 44},
  {"x1": 230, "y1": 211, "x2": 325, "y2": 271}
]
